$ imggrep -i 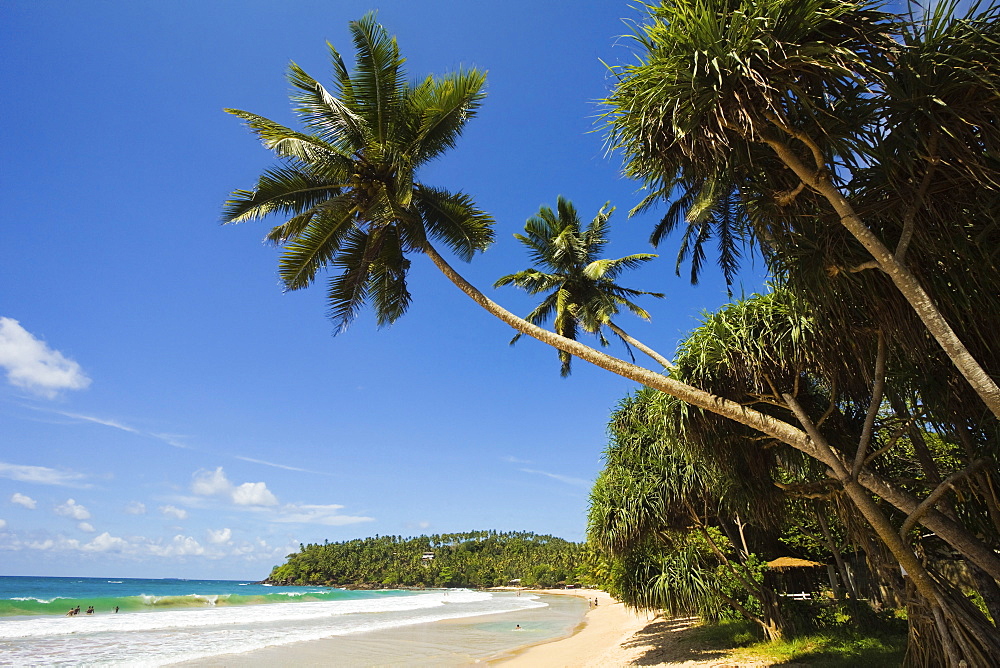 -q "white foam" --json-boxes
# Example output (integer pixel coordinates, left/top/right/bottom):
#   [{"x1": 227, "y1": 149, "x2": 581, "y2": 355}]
[{"x1": 0, "y1": 590, "x2": 546, "y2": 667}]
